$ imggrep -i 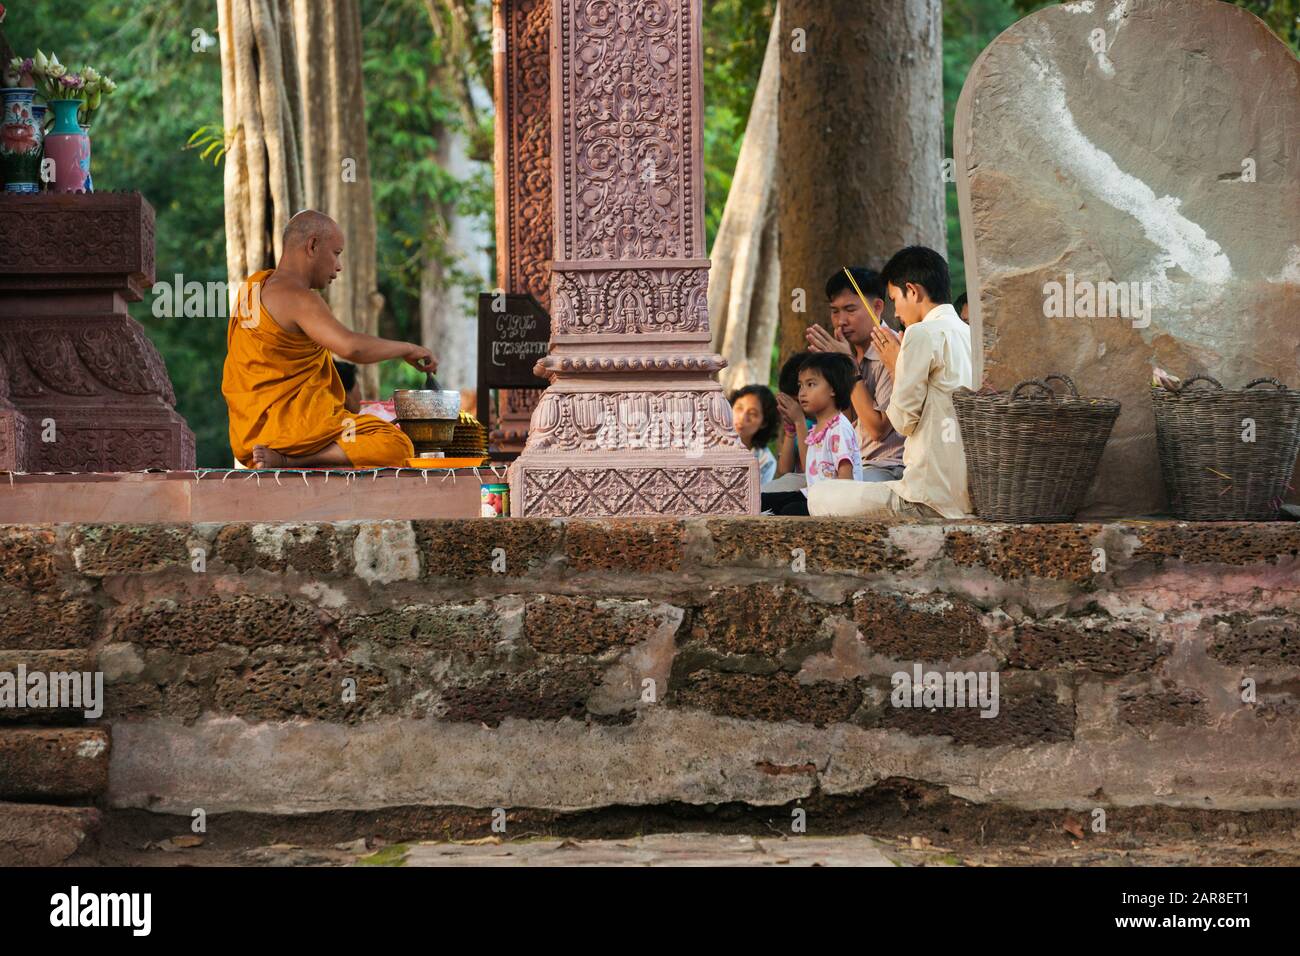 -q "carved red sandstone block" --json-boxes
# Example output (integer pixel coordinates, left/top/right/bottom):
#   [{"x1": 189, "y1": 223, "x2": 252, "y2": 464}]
[{"x1": 0, "y1": 193, "x2": 195, "y2": 471}]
